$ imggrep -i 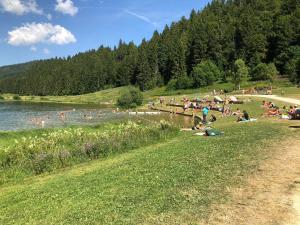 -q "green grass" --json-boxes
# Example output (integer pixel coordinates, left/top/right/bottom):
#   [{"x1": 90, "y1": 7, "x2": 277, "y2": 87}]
[
  {"x1": 0, "y1": 80, "x2": 299, "y2": 224},
  {"x1": 1, "y1": 79, "x2": 298, "y2": 105},
  {"x1": 0, "y1": 121, "x2": 178, "y2": 185},
  {"x1": 1, "y1": 86, "x2": 129, "y2": 105},
  {"x1": 0, "y1": 120, "x2": 298, "y2": 225}
]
